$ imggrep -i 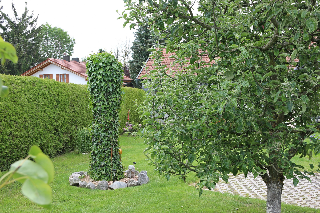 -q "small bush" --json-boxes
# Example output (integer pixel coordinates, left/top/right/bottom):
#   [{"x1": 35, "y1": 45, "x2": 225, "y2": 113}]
[
  {"x1": 75, "y1": 126, "x2": 92, "y2": 153},
  {"x1": 122, "y1": 121, "x2": 142, "y2": 136}
]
